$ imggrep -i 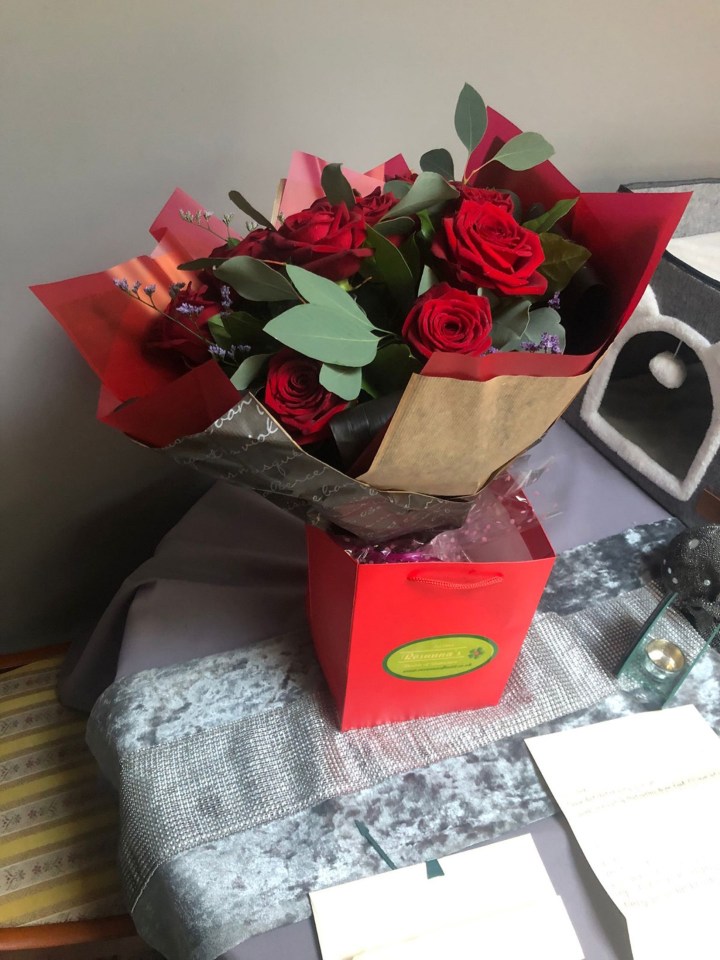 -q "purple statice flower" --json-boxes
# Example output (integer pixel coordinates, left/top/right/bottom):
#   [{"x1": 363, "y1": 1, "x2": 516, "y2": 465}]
[
  {"x1": 220, "y1": 285, "x2": 233, "y2": 311},
  {"x1": 522, "y1": 333, "x2": 562, "y2": 354},
  {"x1": 168, "y1": 281, "x2": 186, "y2": 300},
  {"x1": 132, "y1": 280, "x2": 142, "y2": 294},
  {"x1": 143, "y1": 284, "x2": 157, "y2": 297},
  {"x1": 208, "y1": 343, "x2": 252, "y2": 362},
  {"x1": 548, "y1": 290, "x2": 561, "y2": 309},
  {"x1": 484, "y1": 345, "x2": 499, "y2": 355},
  {"x1": 113, "y1": 278, "x2": 130, "y2": 292},
  {"x1": 176, "y1": 302, "x2": 205, "y2": 316},
  {"x1": 539, "y1": 332, "x2": 561, "y2": 354}
]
